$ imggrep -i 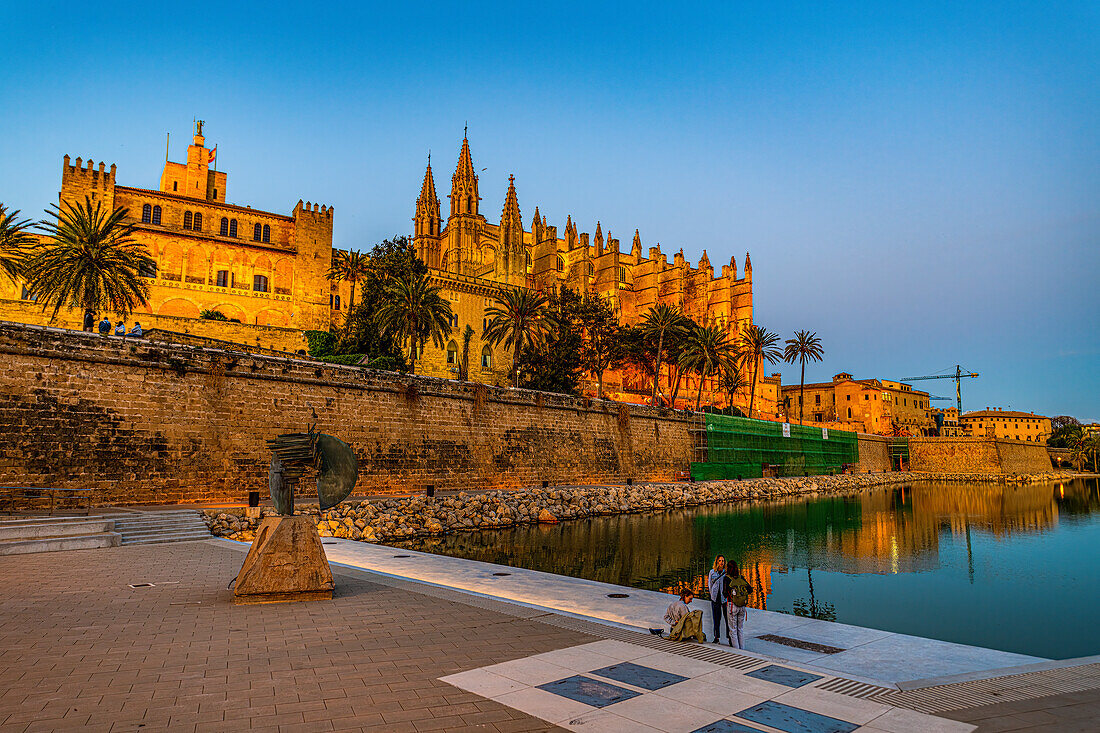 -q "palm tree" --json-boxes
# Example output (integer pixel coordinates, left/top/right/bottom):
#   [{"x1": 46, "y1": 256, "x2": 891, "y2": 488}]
[
  {"x1": 783, "y1": 330, "x2": 825, "y2": 425},
  {"x1": 738, "y1": 325, "x2": 783, "y2": 418},
  {"x1": 719, "y1": 359, "x2": 748, "y2": 414},
  {"x1": 375, "y1": 271, "x2": 452, "y2": 374},
  {"x1": 483, "y1": 287, "x2": 557, "y2": 387},
  {"x1": 27, "y1": 197, "x2": 154, "y2": 321},
  {"x1": 458, "y1": 325, "x2": 475, "y2": 381},
  {"x1": 0, "y1": 204, "x2": 35, "y2": 283},
  {"x1": 327, "y1": 249, "x2": 371, "y2": 315},
  {"x1": 641, "y1": 303, "x2": 687, "y2": 406},
  {"x1": 679, "y1": 324, "x2": 737, "y2": 412}
]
